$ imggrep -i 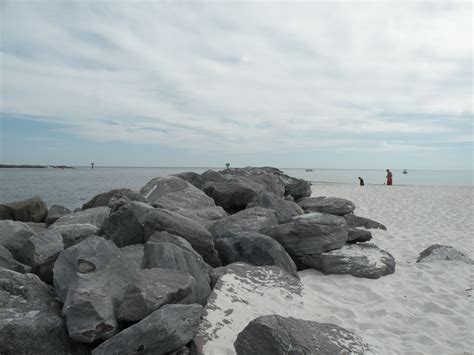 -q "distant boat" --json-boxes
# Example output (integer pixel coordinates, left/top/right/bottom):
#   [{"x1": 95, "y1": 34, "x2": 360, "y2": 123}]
[
  {"x1": 403, "y1": 169, "x2": 408, "y2": 174},
  {"x1": 305, "y1": 169, "x2": 313, "y2": 172}
]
